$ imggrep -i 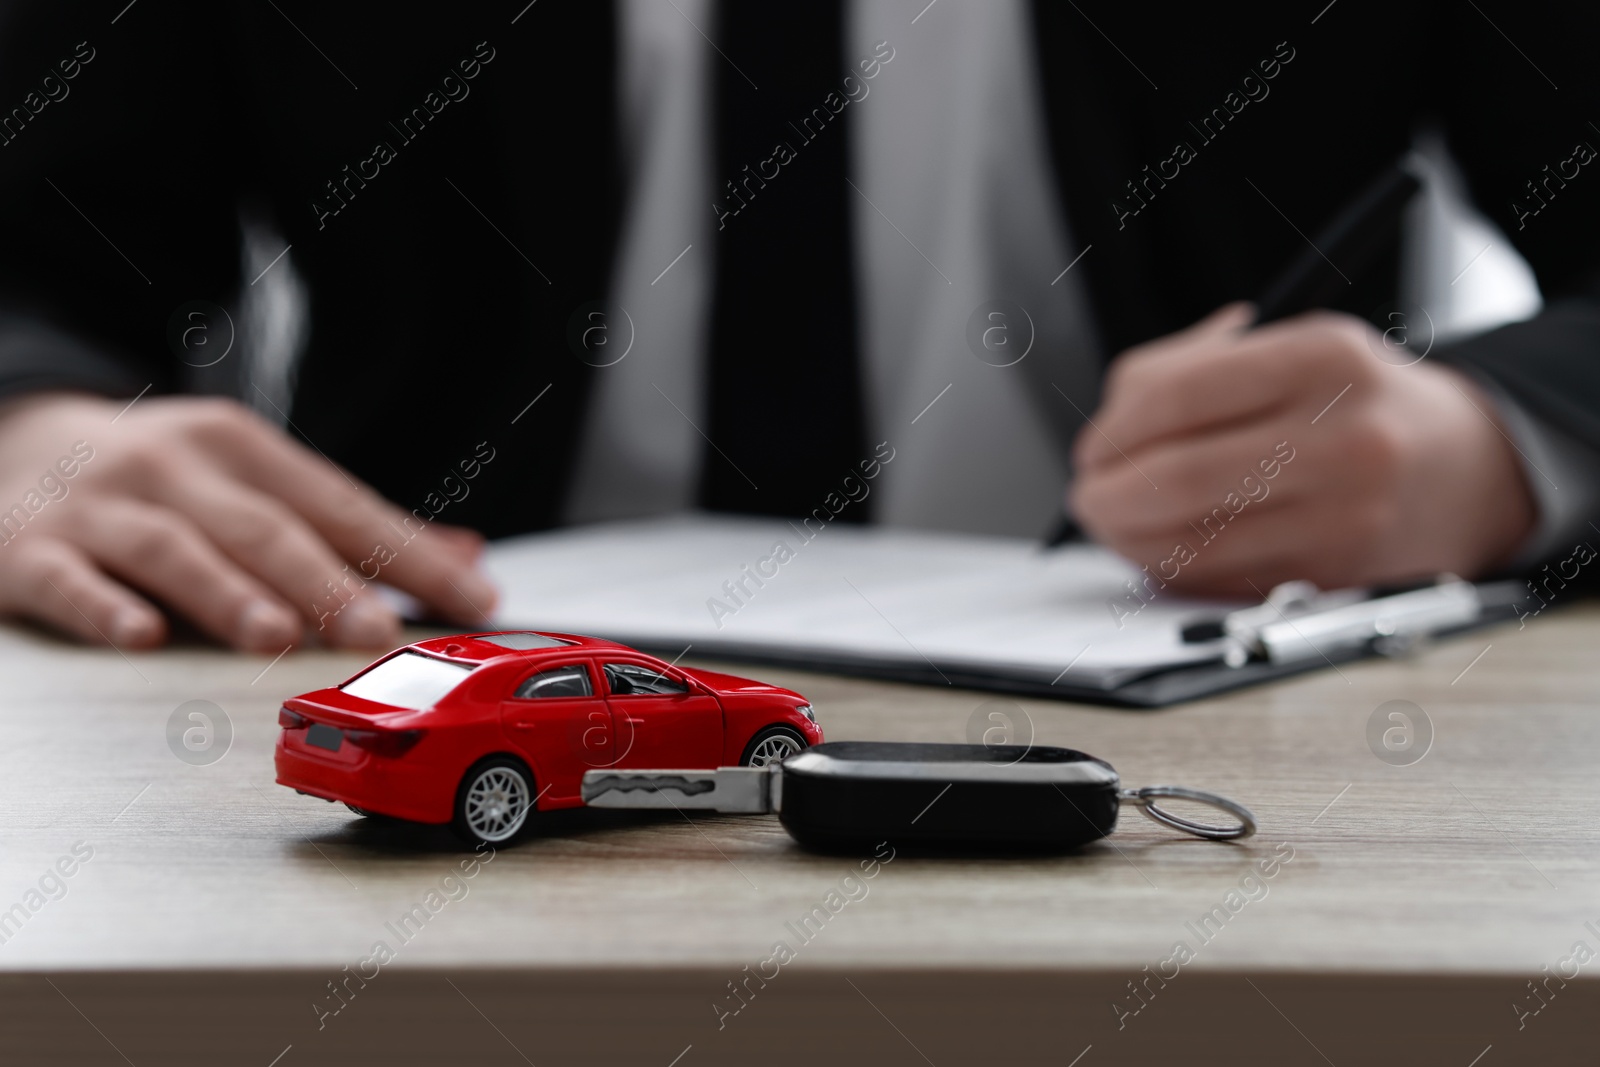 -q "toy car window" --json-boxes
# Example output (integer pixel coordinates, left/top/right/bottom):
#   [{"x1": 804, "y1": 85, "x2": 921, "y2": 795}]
[
  {"x1": 475, "y1": 632, "x2": 575, "y2": 650},
  {"x1": 514, "y1": 664, "x2": 593, "y2": 699},
  {"x1": 603, "y1": 662, "x2": 688, "y2": 696},
  {"x1": 342, "y1": 651, "x2": 475, "y2": 709}
]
